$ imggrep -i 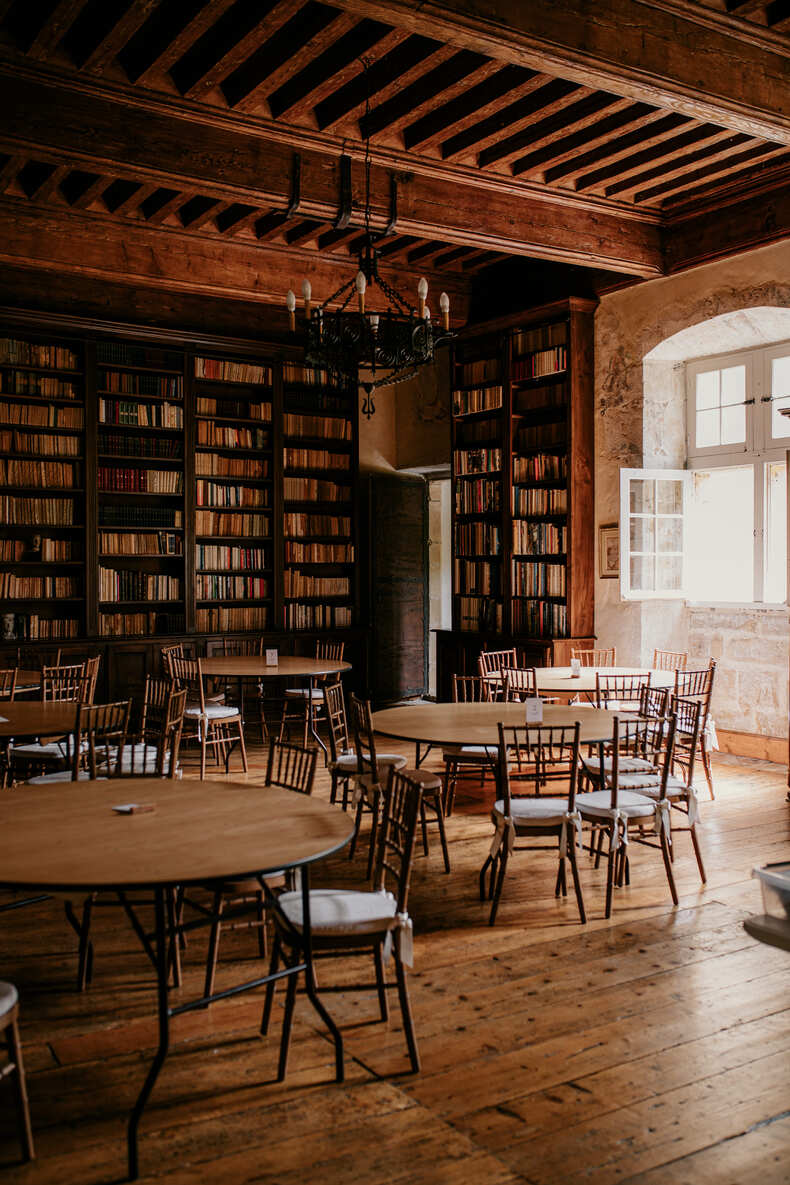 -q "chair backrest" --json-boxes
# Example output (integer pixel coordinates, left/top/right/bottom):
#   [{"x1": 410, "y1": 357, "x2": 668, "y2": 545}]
[
  {"x1": 497, "y1": 722, "x2": 581, "y2": 806},
  {"x1": 160, "y1": 643, "x2": 185, "y2": 678},
  {"x1": 349, "y1": 693, "x2": 380, "y2": 779},
  {"x1": 324, "y1": 681, "x2": 351, "y2": 760},
  {"x1": 502, "y1": 667, "x2": 538, "y2": 701},
  {"x1": 674, "y1": 661, "x2": 716, "y2": 722},
  {"x1": 315, "y1": 639, "x2": 345, "y2": 663},
  {"x1": 17, "y1": 646, "x2": 61, "y2": 669},
  {"x1": 135, "y1": 676, "x2": 187, "y2": 778},
  {"x1": 595, "y1": 672, "x2": 651, "y2": 708},
  {"x1": 221, "y1": 637, "x2": 262, "y2": 657},
  {"x1": 452, "y1": 674, "x2": 489, "y2": 703},
  {"x1": 169, "y1": 653, "x2": 202, "y2": 707},
  {"x1": 639, "y1": 684, "x2": 670, "y2": 719},
  {"x1": 0, "y1": 668, "x2": 17, "y2": 701},
  {"x1": 477, "y1": 648, "x2": 518, "y2": 677},
  {"x1": 653, "y1": 648, "x2": 688, "y2": 671},
  {"x1": 265, "y1": 740, "x2": 318, "y2": 795},
  {"x1": 571, "y1": 647, "x2": 616, "y2": 667},
  {"x1": 82, "y1": 655, "x2": 101, "y2": 704},
  {"x1": 373, "y1": 766, "x2": 424, "y2": 913},
  {"x1": 42, "y1": 662, "x2": 86, "y2": 703},
  {"x1": 73, "y1": 700, "x2": 131, "y2": 779},
  {"x1": 602, "y1": 714, "x2": 674, "y2": 807},
  {"x1": 670, "y1": 694, "x2": 704, "y2": 785}
]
